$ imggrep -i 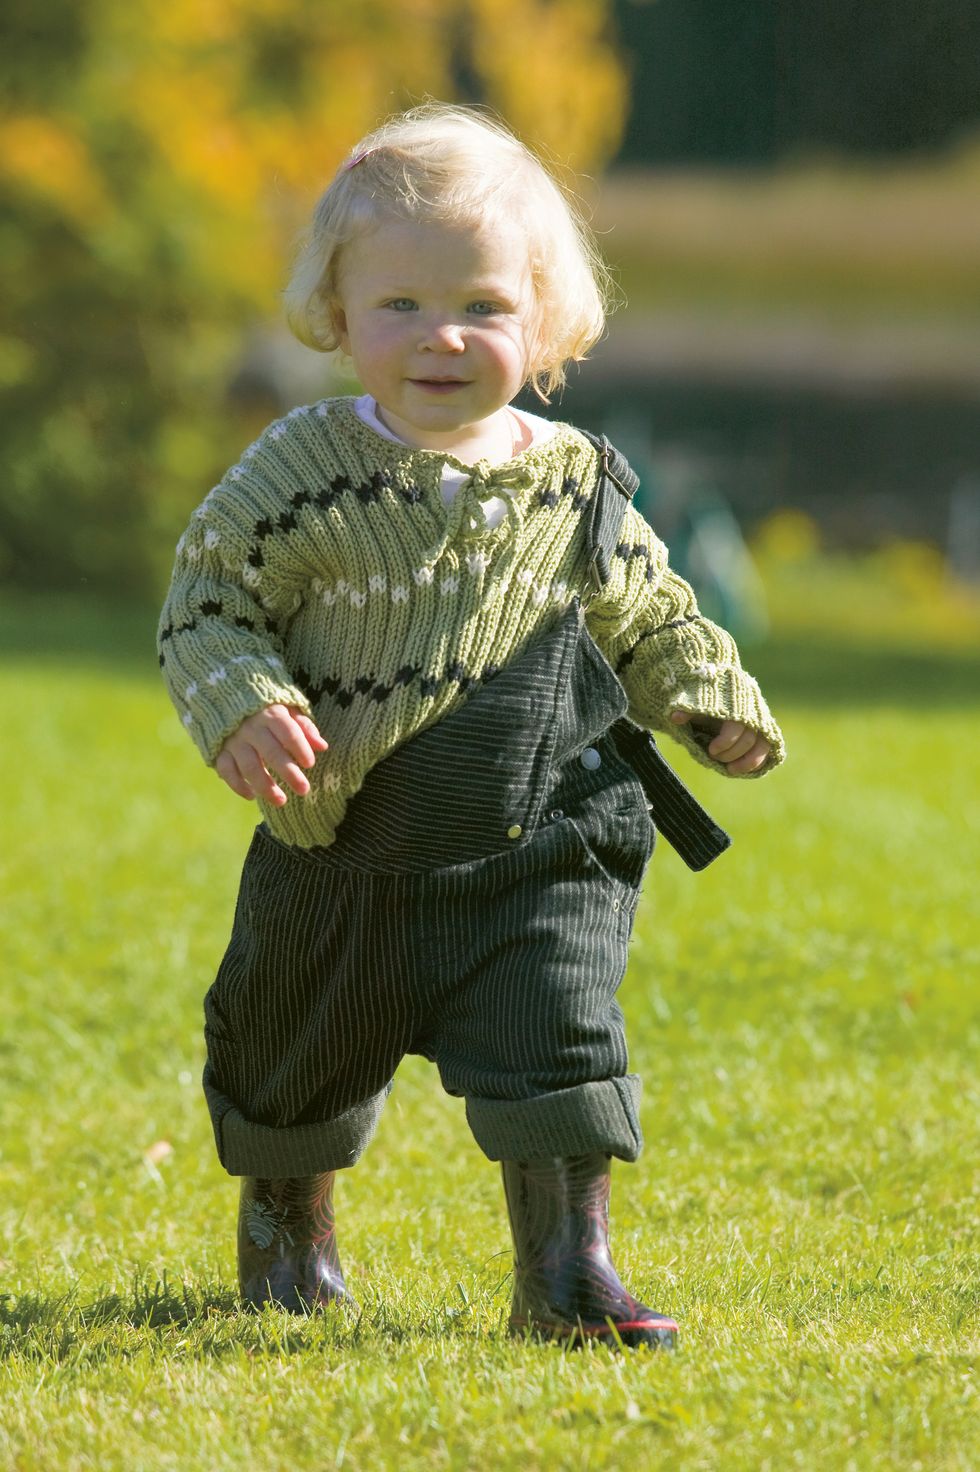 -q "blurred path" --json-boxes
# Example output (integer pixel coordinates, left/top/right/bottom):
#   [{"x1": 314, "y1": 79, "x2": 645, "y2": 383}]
[{"x1": 592, "y1": 312, "x2": 980, "y2": 397}]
